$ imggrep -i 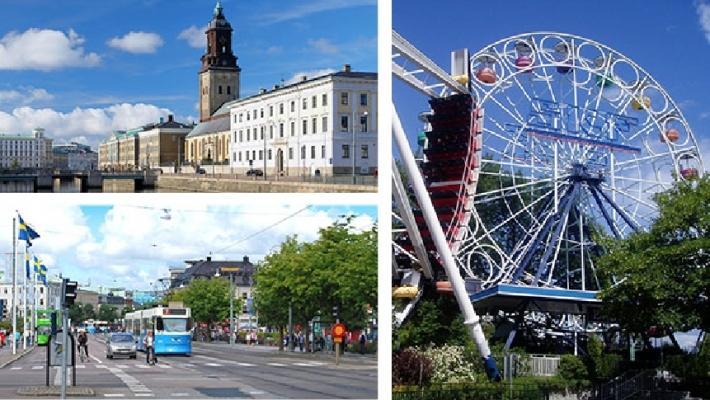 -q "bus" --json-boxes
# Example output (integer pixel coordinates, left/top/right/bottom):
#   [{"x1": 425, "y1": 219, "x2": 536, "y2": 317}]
[
  {"x1": 124, "y1": 306, "x2": 192, "y2": 356},
  {"x1": 36, "y1": 309, "x2": 59, "y2": 346}
]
